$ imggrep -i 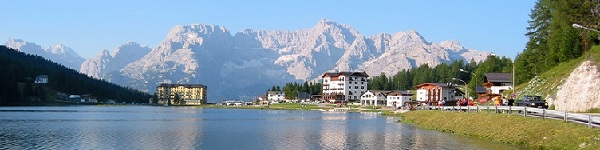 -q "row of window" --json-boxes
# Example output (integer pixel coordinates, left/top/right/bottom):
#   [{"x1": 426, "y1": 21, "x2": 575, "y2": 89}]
[
  {"x1": 348, "y1": 86, "x2": 365, "y2": 89},
  {"x1": 324, "y1": 77, "x2": 367, "y2": 82},
  {"x1": 346, "y1": 96, "x2": 358, "y2": 100}
]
